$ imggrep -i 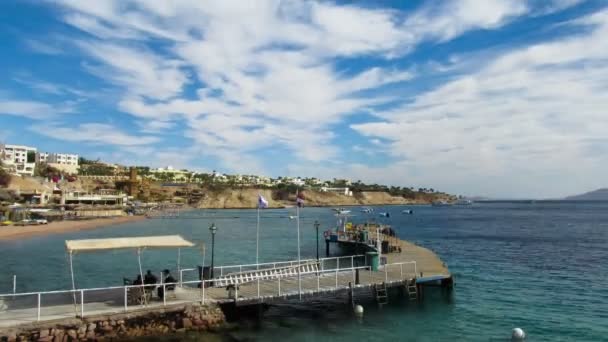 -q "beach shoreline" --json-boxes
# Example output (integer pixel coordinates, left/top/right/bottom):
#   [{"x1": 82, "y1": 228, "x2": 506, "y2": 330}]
[{"x1": 0, "y1": 216, "x2": 146, "y2": 241}]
